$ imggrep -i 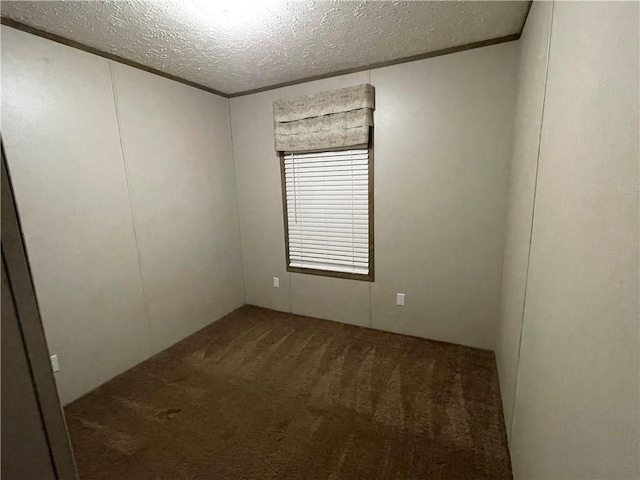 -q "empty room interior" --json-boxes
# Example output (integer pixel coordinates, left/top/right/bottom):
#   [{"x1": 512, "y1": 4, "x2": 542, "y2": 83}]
[{"x1": 1, "y1": 1, "x2": 638, "y2": 479}]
